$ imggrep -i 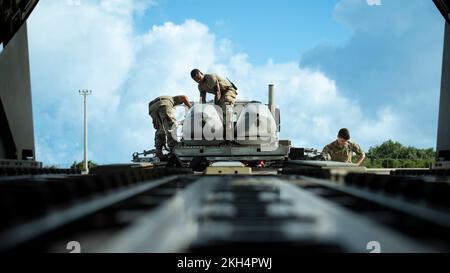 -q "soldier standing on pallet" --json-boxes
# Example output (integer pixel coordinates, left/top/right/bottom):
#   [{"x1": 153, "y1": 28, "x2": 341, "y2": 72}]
[{"x1": 190, "y1": 69, "x2": 238, "y2": 136}]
